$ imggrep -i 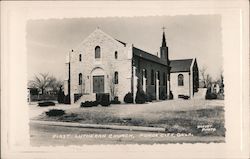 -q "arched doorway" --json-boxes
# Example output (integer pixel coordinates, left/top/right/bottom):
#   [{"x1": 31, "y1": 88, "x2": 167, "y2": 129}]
[{"x1": 91, "y1": 67, "x2": 105, "y2": 93}]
